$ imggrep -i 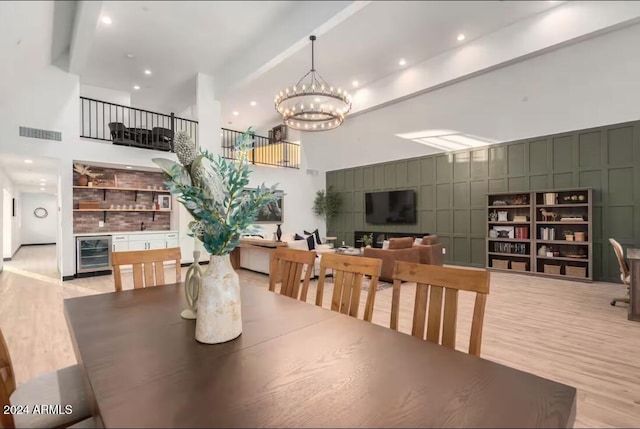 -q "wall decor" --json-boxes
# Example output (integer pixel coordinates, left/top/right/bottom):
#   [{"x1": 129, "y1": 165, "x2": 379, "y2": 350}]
[
  {"x1": 497, "y1": 211, "x2": 509, "y2": 222},
  {"x1": 33, "y1": 207, "x2": 48, "y2": 219},
  {"x1": 158, "y1": 194, "x2": 172, "y2": 211},
  {"x1": 269, "y1": 124, "x2": 287, "y2": 144},
  {"x1": 493, "y1": 225, "x2": 514, "y2": 239},
  {"x1": 254, "y1": 190, "x2": 284, "y2": 223},
  {"x1": 12, "y1": 198, "x2": 15, "y2": 217}
]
